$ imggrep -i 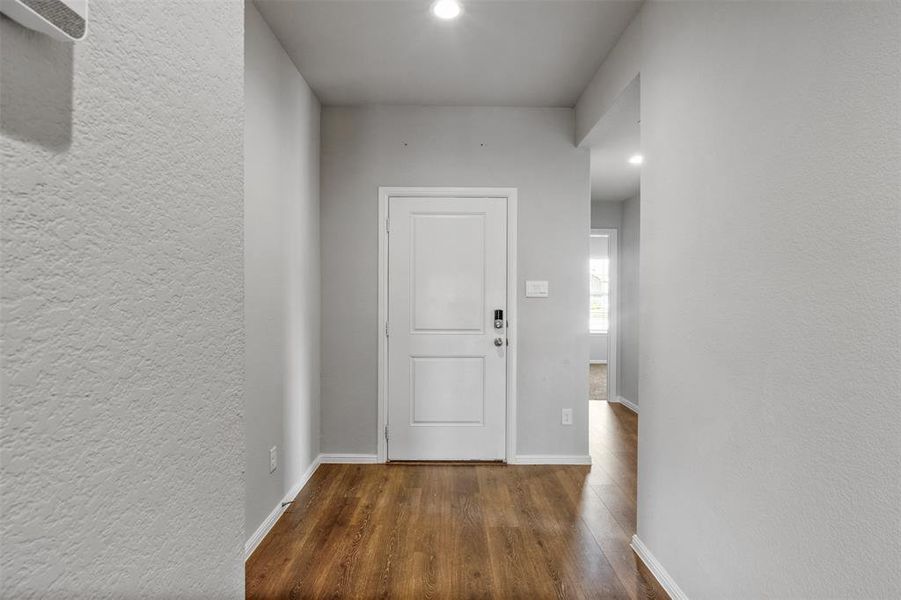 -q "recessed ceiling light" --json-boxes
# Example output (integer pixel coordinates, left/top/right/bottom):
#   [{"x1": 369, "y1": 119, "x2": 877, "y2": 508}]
[
  {"x1": 432, "y1": 0, "x2": 462, "y2": 20},
  {"x1": 628, "y1": 154, "x2": 644, "y2": 165}
]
